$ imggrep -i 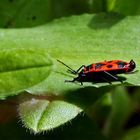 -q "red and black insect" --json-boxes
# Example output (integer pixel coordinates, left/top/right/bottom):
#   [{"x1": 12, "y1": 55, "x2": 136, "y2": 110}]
[{"x1": 57, "y1": 59, "x2": 136, "y2": 85}]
